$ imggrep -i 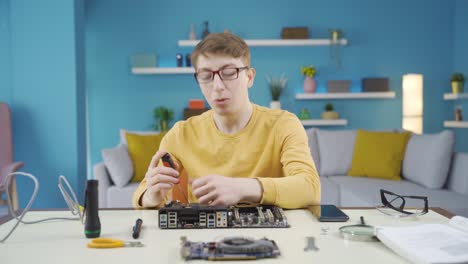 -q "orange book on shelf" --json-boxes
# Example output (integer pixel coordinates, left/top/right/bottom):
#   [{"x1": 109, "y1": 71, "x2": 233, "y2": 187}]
[{"x1": 189, "y1": 99, "x2": 205, "y2": 109}]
